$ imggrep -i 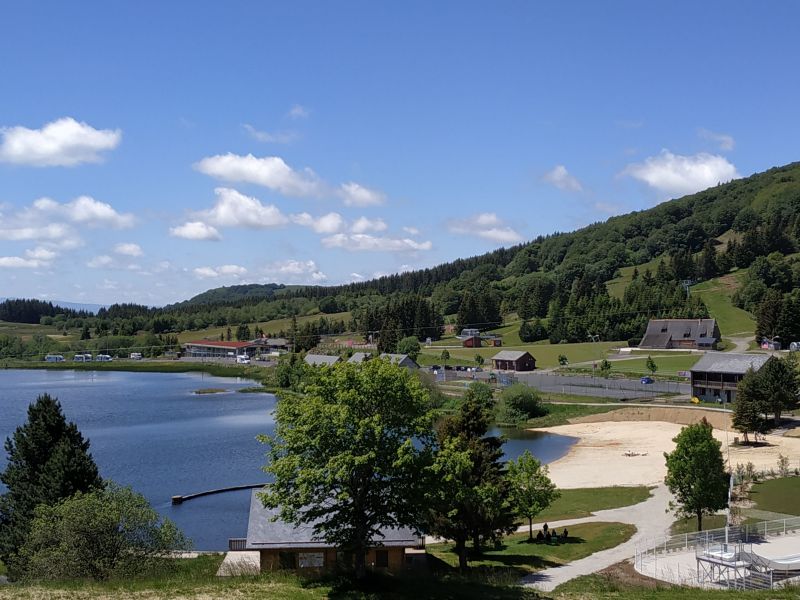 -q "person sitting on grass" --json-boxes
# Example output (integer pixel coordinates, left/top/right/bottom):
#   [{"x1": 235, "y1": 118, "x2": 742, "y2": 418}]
[
  {"x1": 536, "y1": 530, "x2": 544, "y2": 542},
  {"x1": 545, "y1": 531, "x2": 552, "y2": 542},
  {"x1": 561, "y1": 528, "x2": 568, "y2": 540}
]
